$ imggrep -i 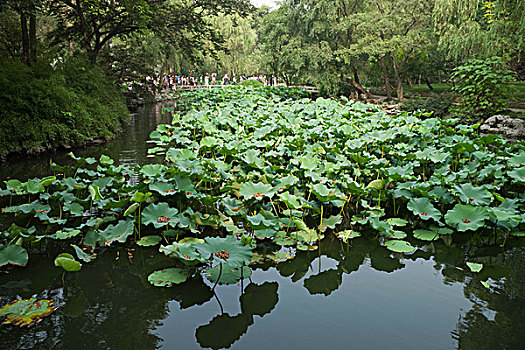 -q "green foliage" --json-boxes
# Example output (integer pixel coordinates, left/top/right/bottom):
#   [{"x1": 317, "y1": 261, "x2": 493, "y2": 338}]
[
  {"x1": 0, "y1": 57, "x2": 128, "y2": 159},
  {"x1": 450, "y1": 56, "x2": 514, "y2": 120},
  {"x1": 401, "y1": 94, "x2": 454, "y2": 118},
  {"x1": 239, "y1": 79, "x2": 263, "y2": 88}
]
